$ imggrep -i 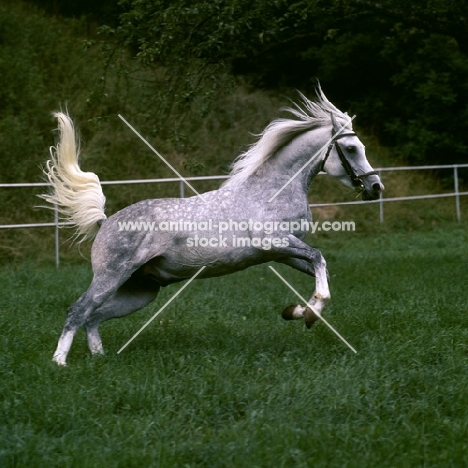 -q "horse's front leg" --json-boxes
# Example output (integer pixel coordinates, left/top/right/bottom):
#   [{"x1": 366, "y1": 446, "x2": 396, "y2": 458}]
[{"x1": 272, "y1": 238, "x2": 330, "y2": 328}]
